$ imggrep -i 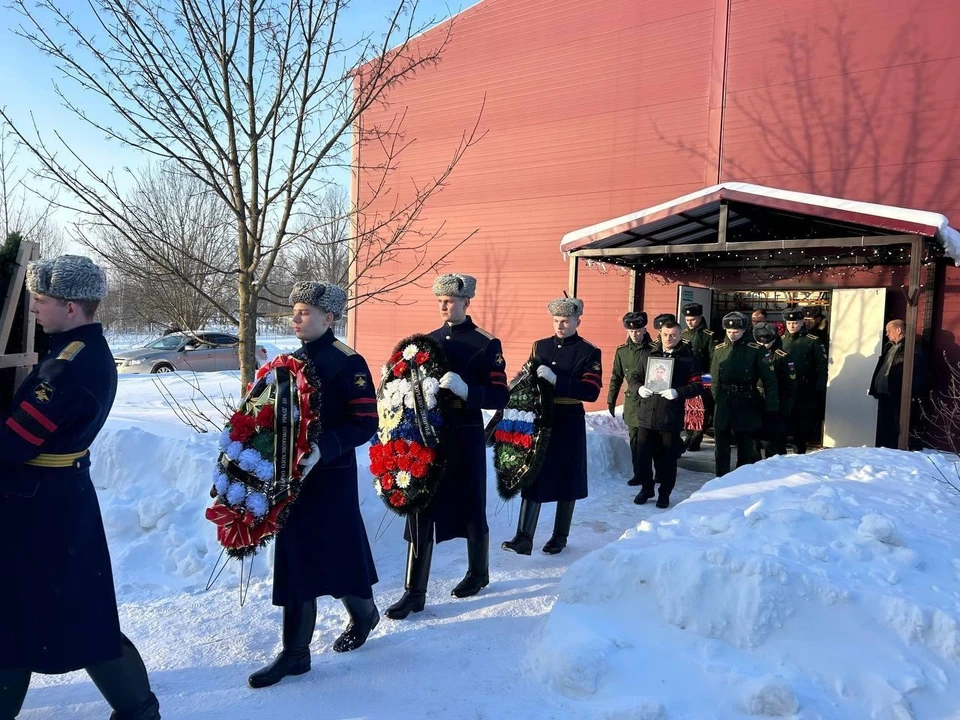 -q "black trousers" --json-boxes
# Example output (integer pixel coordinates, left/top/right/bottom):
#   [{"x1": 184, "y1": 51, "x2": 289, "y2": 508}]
[
  {"x1": 628, "y1": 425, "x2": 650, "y2": 484},
  {"x1": 876, "y1": 394, "x2": 901, "y2": 448},
  {"x1": 714, "y1": 426, "x2": 759, "y2": 477},
  {"x1": 636, "y1": 427, "x2": 682, "y2": 499}
]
